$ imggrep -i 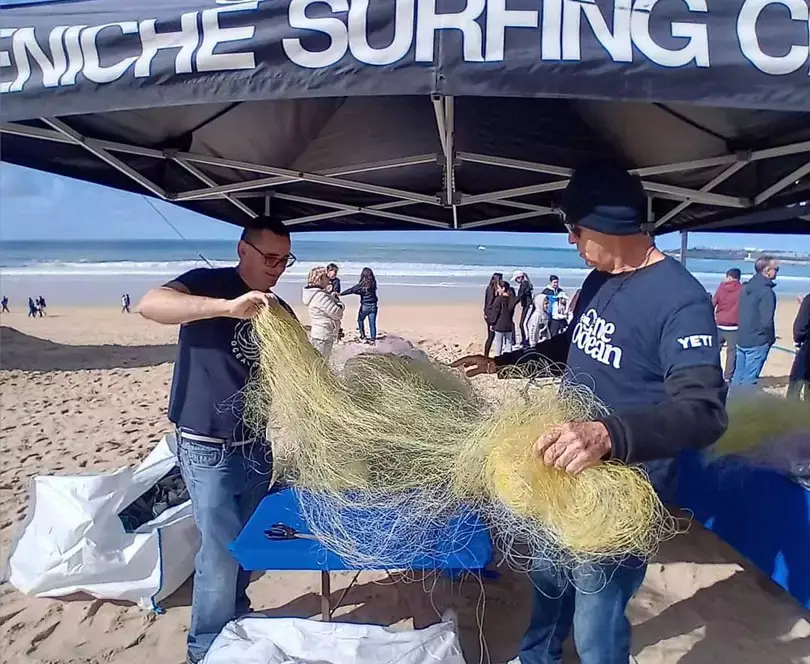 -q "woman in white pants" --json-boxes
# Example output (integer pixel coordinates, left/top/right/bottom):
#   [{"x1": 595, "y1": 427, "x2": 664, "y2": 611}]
[{"x1": 302, "y1": 266, "x2": 344, "y2": 358}]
